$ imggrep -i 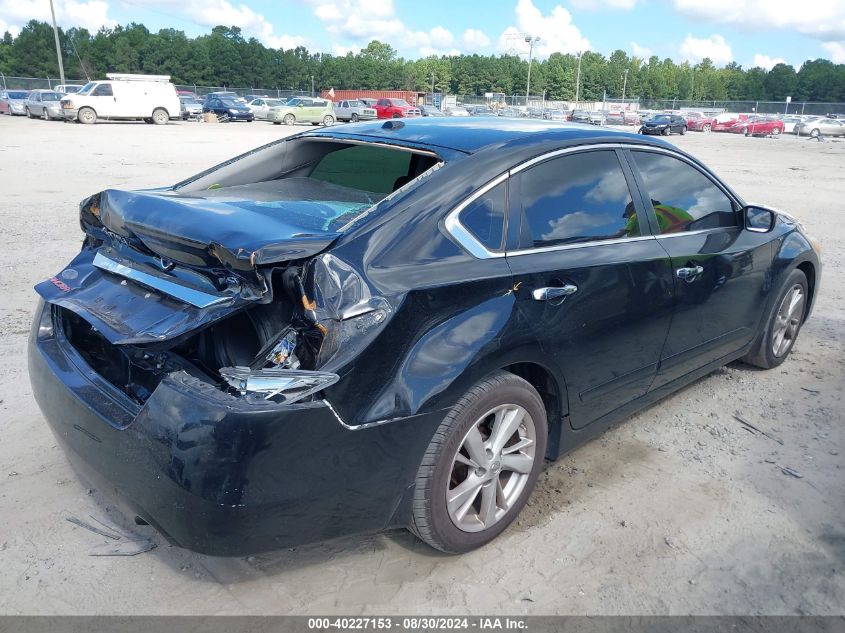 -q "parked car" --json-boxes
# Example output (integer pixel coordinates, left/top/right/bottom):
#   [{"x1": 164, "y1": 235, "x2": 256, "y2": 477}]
[
  {"x1": 176, "y1": 90, "x2": 198, "y2": 100},
  {"x1": 29, "y1": 119, "x2": 820, "y2": 556},
  {"x1": 727, "y1": 116, "x2": 785, "y2": 137},
  {"x1": 605, "y1": 111, "x2": 625, "y2": 125},
  {"x1": 1, "y1": 90, "x2": 30, "y2": 115},
  {"x1": 469, "y1": 105, "x2": 498, "y2": 117},
  {"x1": 569, "y1": 109, "x2": 592, "y2": 124},
  {"x1": 54, "y1": 84, "x2": 84, "y2": 95},
  {"x1": 419, "y1": 104, "x2": 446, "y2": 117},
  {"x1": 684, "y1": 111, "x2": 718, "y2": 132},
  {"x1": 639, "y1": 114, "x2": 687, "y2": 135},
  {"x1": 444, "y1": 105, "x2": 470, "y2": 117},
  {"x1": 60, "y1": 74, "x2": 180, "y2": 124},
  {"x1": 247, "y1": 97, "x2": 288, "y2": 120},
  {"x1": 270, "y1": 97, "x2": 335, "y2": 126},
  {"x1": 333, "y1": 99, "x2": 377, "y2": 122},
  {"x1": 795, "y1": 117, "x2": 845, "y2": 138},
  {"x1": 179, "y1": 96, "x2": 203, "y2": 120},
  {"x1": 498, "y1": 107, "x2": 525, "y2": 119},
  {"x1": 203, "y1": 97, "x2": 254, "y2": 122},
  {"x1": 244, "y1": 94, "x2": 270, "y2": 103},
  {"x1": 780, "y1": 116, "x2": 805, "y2": 134},
  {"x1": 711, "y1": 113, "x2": 746, "y2": 132},
  {"x1": 24, "y1": 90, "x2": 63, "y2": 120},
  {"x1": 373, "y1": 98, "x2": 421, "y2": 119},
  {"x1": 204, "y1": 91, "x2": 244, "y2": 104},
  {"x1": 543, "y1": 109, "x2": 567, "y2": 121}
]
